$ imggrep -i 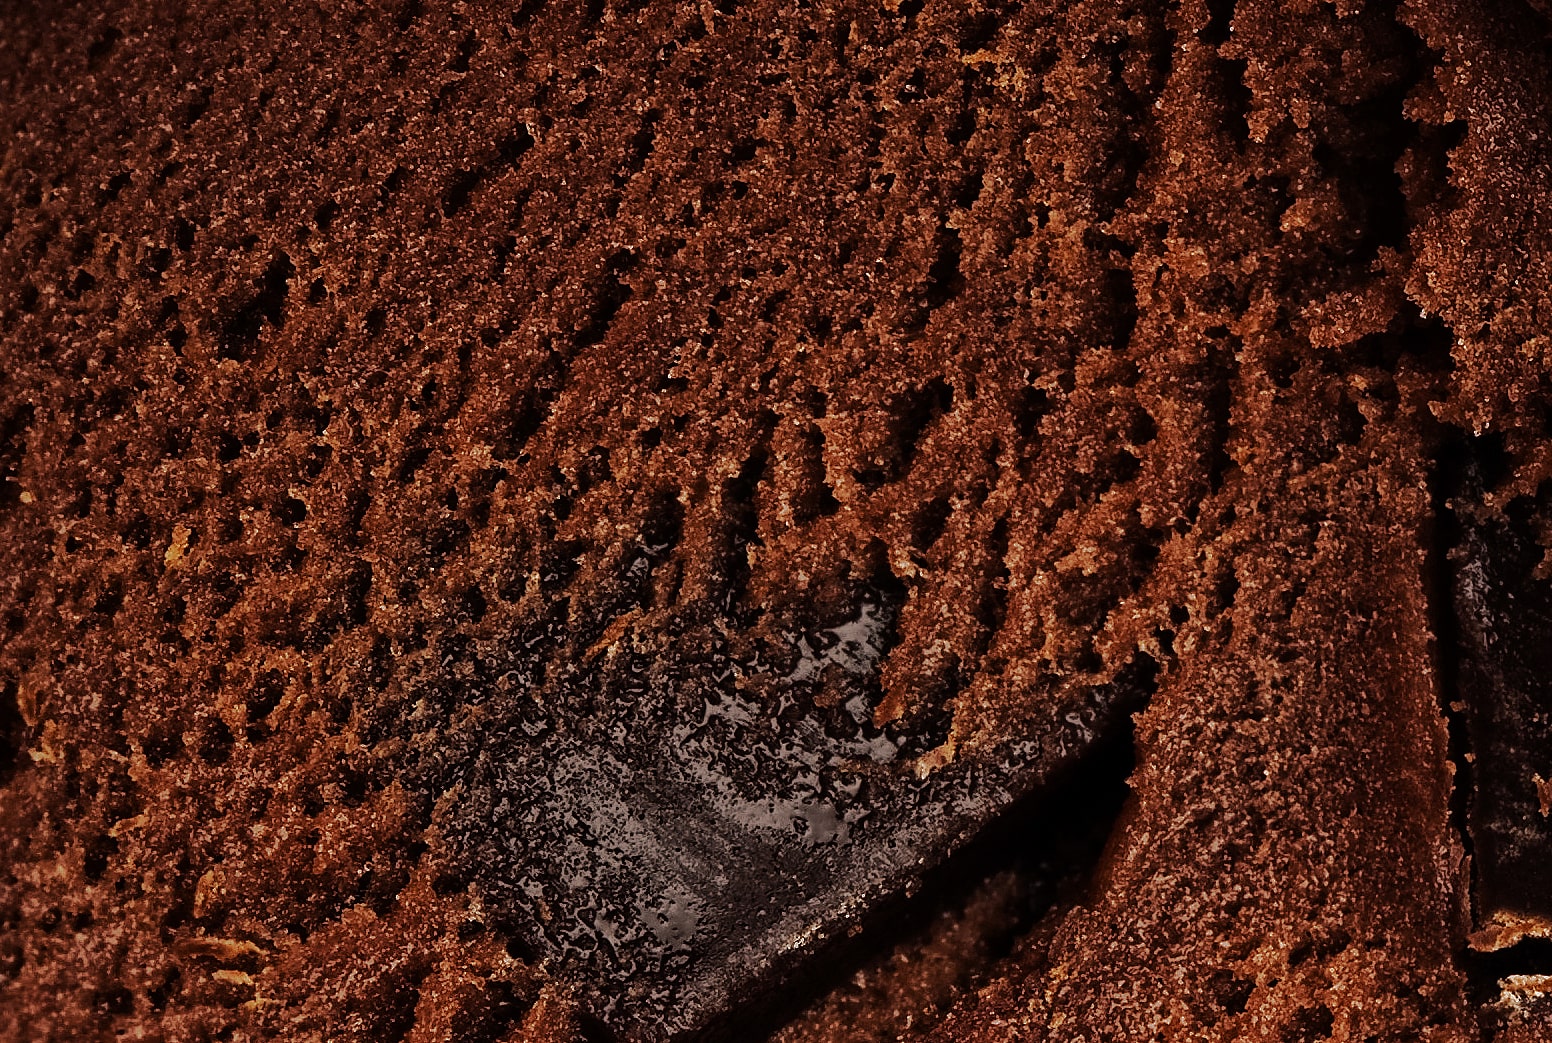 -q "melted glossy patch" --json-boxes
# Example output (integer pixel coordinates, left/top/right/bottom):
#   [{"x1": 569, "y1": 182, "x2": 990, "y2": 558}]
[{"x1": 430, "y1": 591, "x2": 1148, "y2": 1040}]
